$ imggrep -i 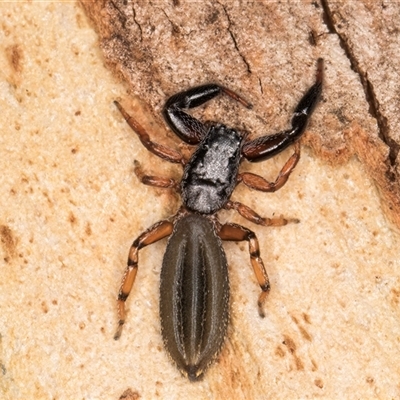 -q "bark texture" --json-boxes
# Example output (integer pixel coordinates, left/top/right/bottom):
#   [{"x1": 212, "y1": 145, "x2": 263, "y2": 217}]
[{"x1": 1, "y1": 2, "x2": 399, "y2": 399}]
